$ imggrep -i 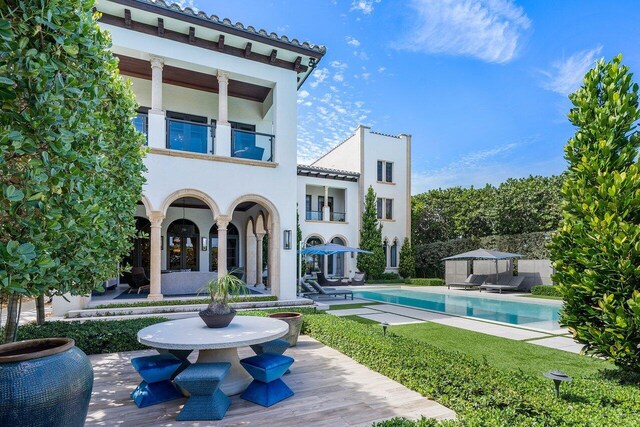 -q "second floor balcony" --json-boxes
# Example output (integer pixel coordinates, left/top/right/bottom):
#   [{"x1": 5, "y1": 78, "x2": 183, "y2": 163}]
[{"x1": 305, "y1": 185, "x2": 347, "y2": 223}]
